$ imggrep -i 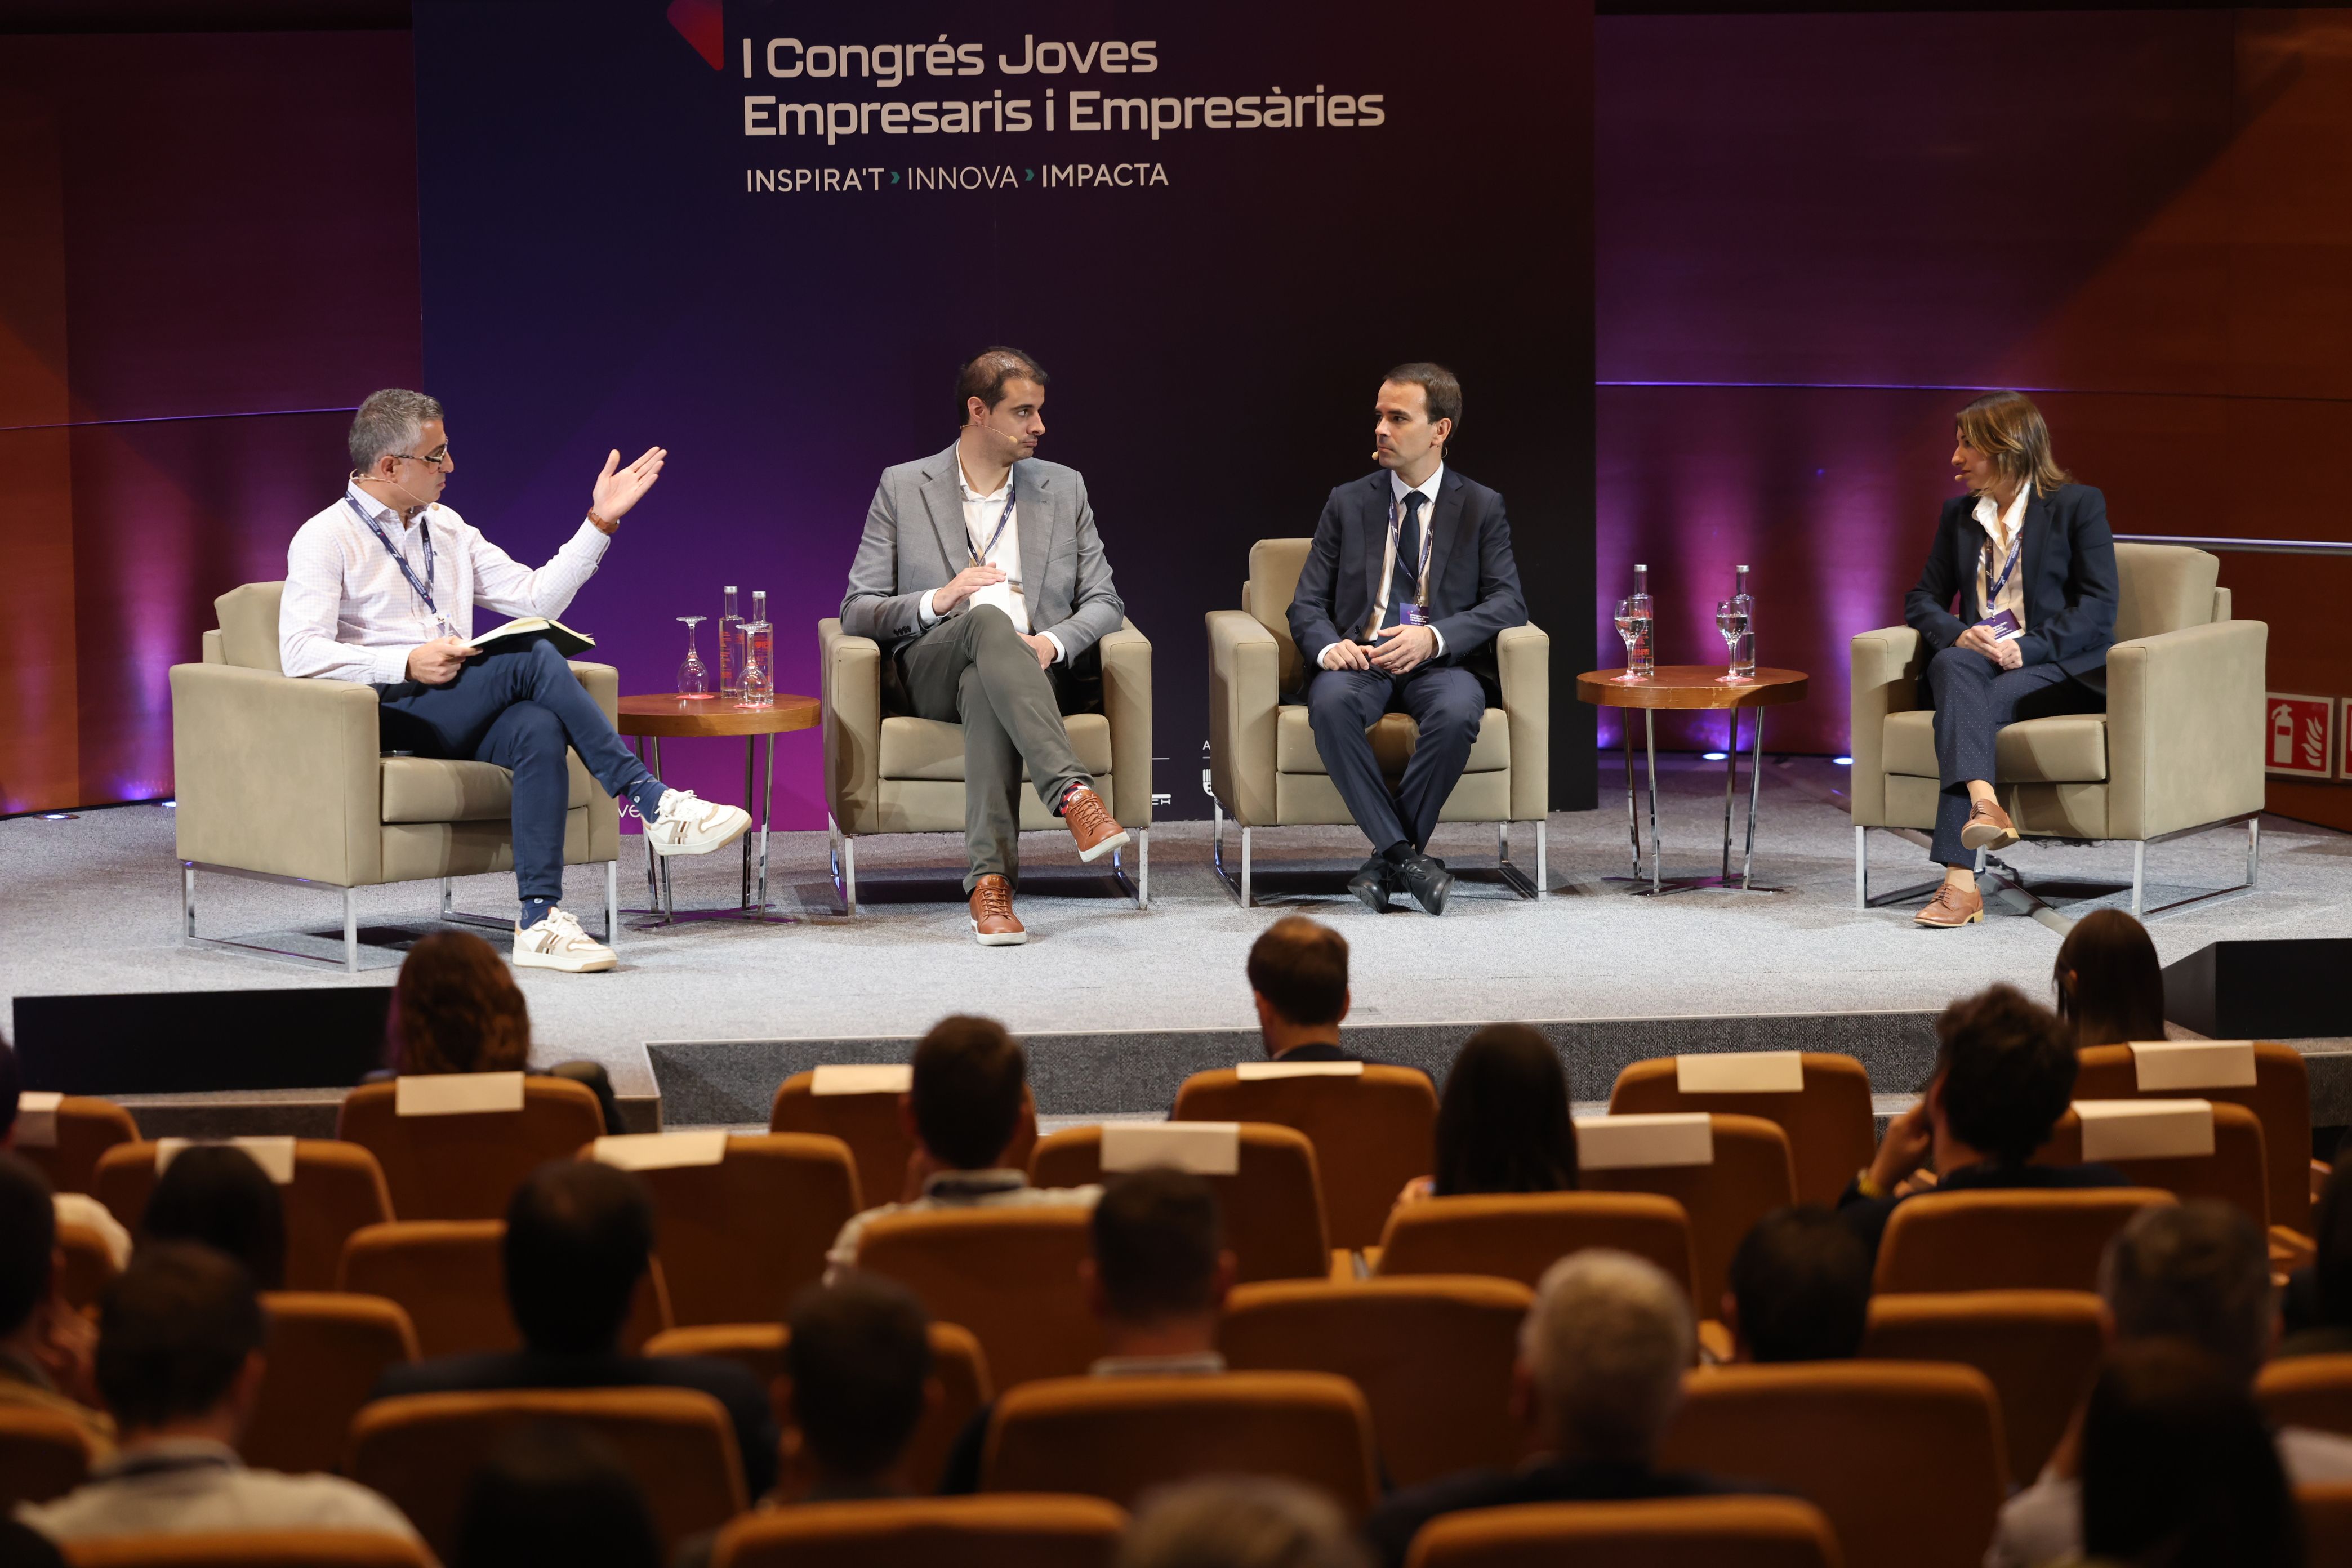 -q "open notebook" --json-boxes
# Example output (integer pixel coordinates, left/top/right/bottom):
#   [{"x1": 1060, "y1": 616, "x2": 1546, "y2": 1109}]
[{"x1": 466, "y1": 617, "x2": 595, "y2": 657}]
